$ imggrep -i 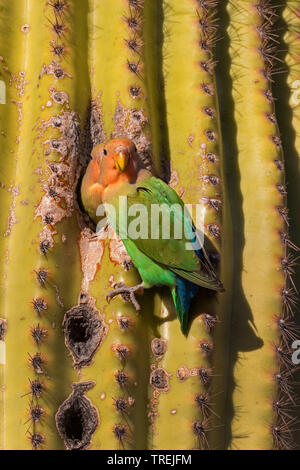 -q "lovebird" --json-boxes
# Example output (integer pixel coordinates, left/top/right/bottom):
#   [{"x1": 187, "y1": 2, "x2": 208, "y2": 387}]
[{"x1": 81, "y1": 138, "x2": 223, "y2": 334}]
